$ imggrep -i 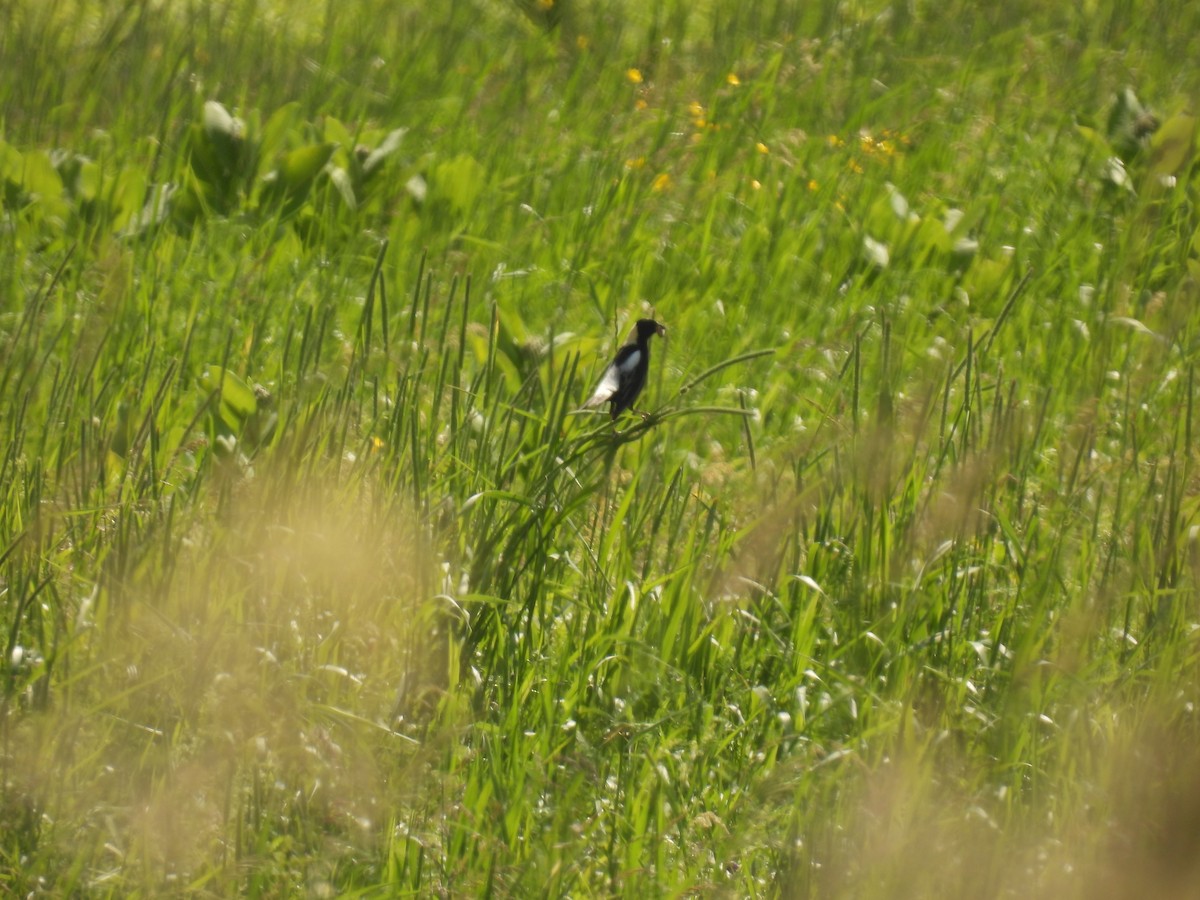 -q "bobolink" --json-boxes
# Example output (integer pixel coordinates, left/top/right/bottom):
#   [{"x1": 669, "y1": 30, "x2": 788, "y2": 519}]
[{"x1": 584, "y1": 319, "x2": 667, "y2": 420}]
